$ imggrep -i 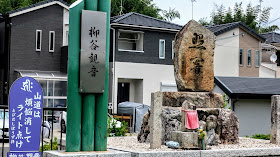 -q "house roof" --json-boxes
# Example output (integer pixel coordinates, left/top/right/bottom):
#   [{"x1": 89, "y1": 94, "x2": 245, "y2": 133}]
[
  {"x1": 8, "y1": 0, "x2": 69, "y2": 18},
  {"x1": 205, "y1": 22, "x2": 266, "y2": 42},
  {"x1": 261, "y1": 32, "x2": 280, "y2": 44},
  {"x1": 110, "y1": 12, "x2": 182, "y2": 31},
  {"x1": 214, "y1": 76, "x2": 280, "y2": 99}
]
